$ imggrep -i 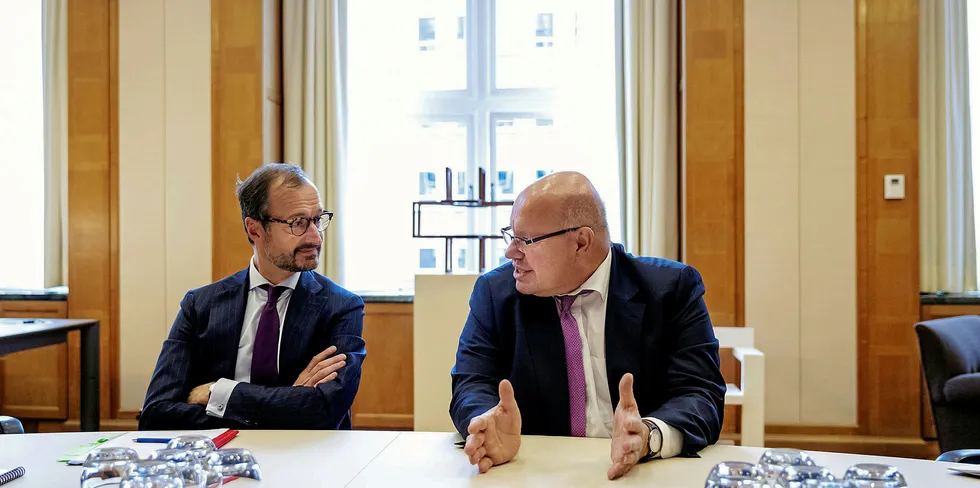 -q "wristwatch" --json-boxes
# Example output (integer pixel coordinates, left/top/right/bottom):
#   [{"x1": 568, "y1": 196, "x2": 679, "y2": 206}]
[{"x1": 641, "y1": 418, "x2": 663, "y2": 460}]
